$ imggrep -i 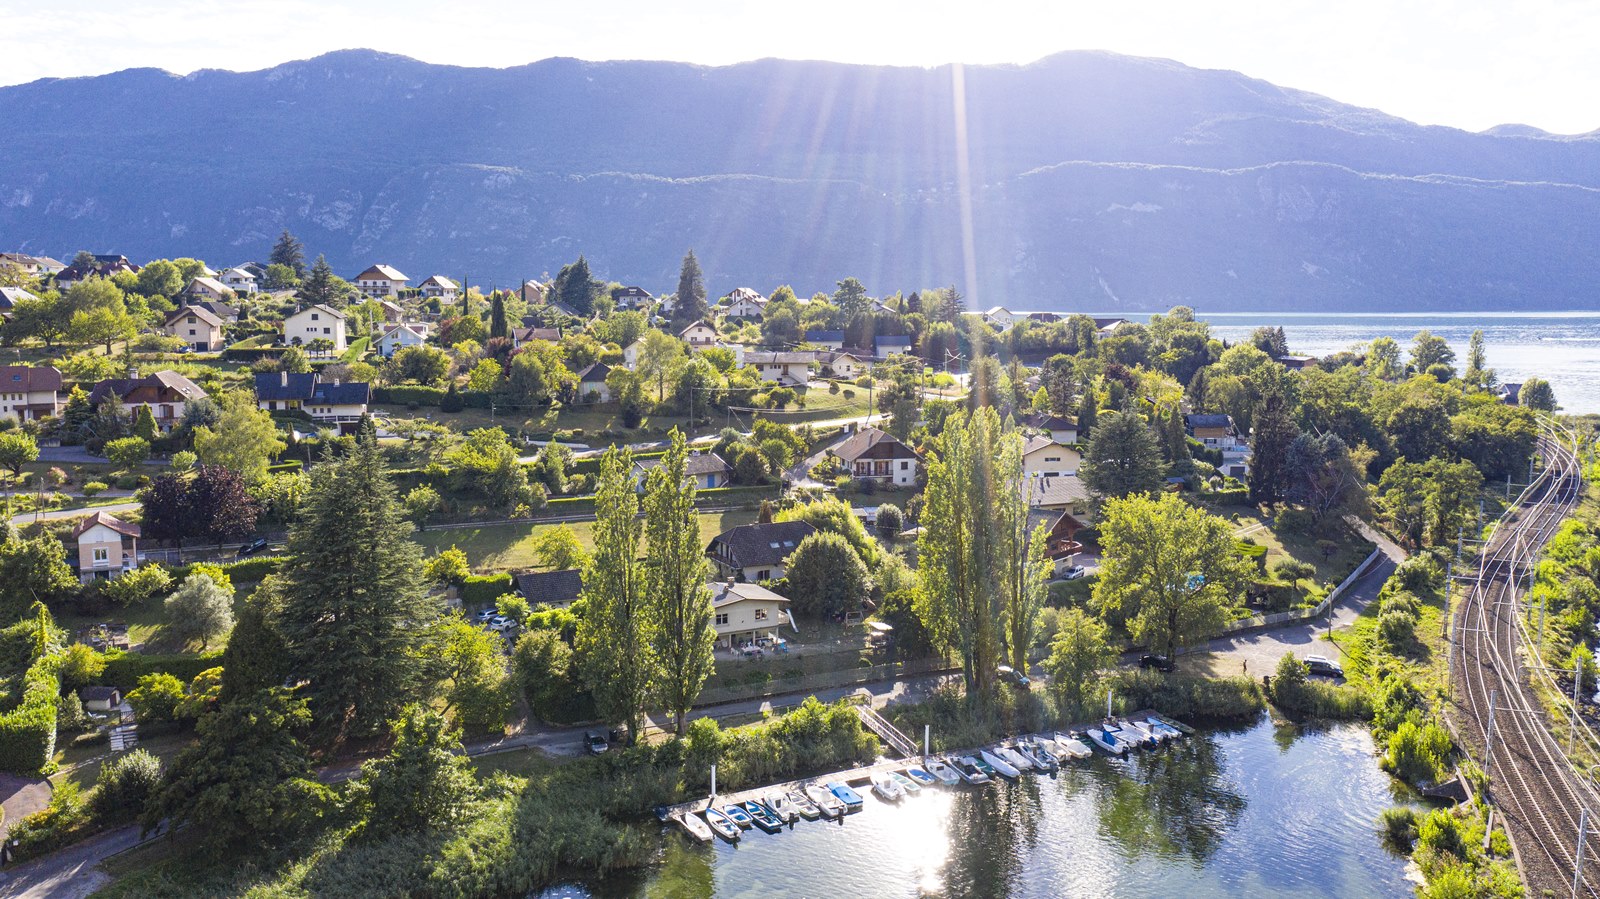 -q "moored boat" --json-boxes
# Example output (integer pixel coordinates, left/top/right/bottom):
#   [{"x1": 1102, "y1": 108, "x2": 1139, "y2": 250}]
[
  {"x1": 744, "y1": 800, "x2": 783, "y2": 833},
  {"x1": 1115, "y1": 719, "x2": 1158, "y2": 749},
  {"x1": 1147, "y1": 718, "x2": 1184, "y2": 741},
  {"x1": 952, "y1": 756, "x2": 991, "y2": 784},
  {"x1": 981, "y1": 748, "x2": 1022, "y2": 779},
  {"x1": 827, "y1": 780, "x2": 865, "y2": 813},
  {"x1": 806, "y1": 783, "x2": 845, "y2": 818},
  {"x1": 890, "y1": 771, "x2": 922, "y2": 795},
  {"x1": 926, "y1": 758, "x2": 962, "y2": 786},
  {"x1": 871, "y1": 772, "x2": 906, "y2": 802},
  {"x1": 904, "y1": 766, "x2": 938, "y2": 788},
  {"x1": 703, "y1": 806, "x2": 741, "y2": 842},
  {"x1": 765, "y1": 793, "x2": 798, "y2": 823},
  {"x1": 971, "y1": 754, "x2": 998, "y2": 778},
  {"x1": 1086, "y1": 725, "x2": 1128, "y2": 755},
  {"x1": 996, "y1": 745, "x2": 1033, "y2": 772},
  {"x1": 787, "y1": 789, "x2": 822, "y2": 820},
  {"x1": 677, "y1": 811, "x2": 714, "y2": 842},
  {"x1": 1052, "y1": 732, "x2": 1094, "y2": 759},
  {"x1": 723, "y1": 804, "x2": 754, "y2": 828},
  {"x1": 1019, "y1": 740, "x2": 1059, "y2": 772}
]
